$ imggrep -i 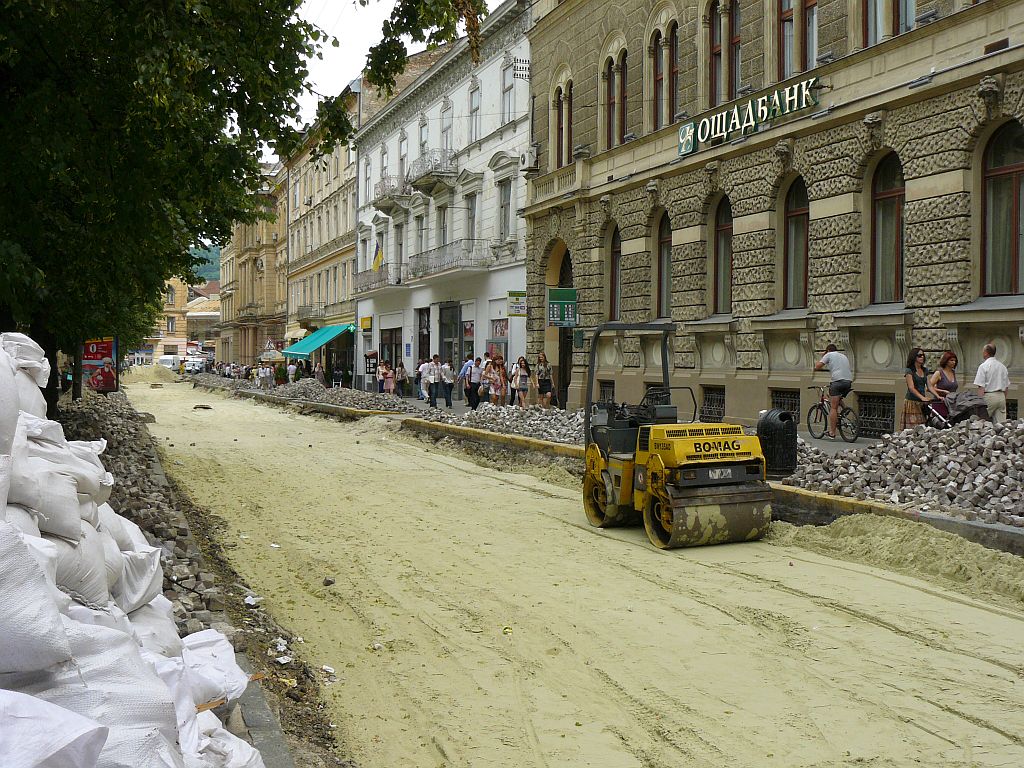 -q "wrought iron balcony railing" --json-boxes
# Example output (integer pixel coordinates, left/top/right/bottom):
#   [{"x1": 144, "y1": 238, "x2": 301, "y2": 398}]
[
  {"x1": 373, "y1": 175, "x2": 412, "y2": 200},
  {"x1": 354, "y1": 263, "x2": 406, "y2": 294},
  {"x1": 296, "y1": 303, "x2": 325, "y2": 322},
  {"x1": 408, "y1": 148, "x2": 458, "y2": 182},
  {"x1": 406, "y1": 239, "x2": 493, "y2": 281}
]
